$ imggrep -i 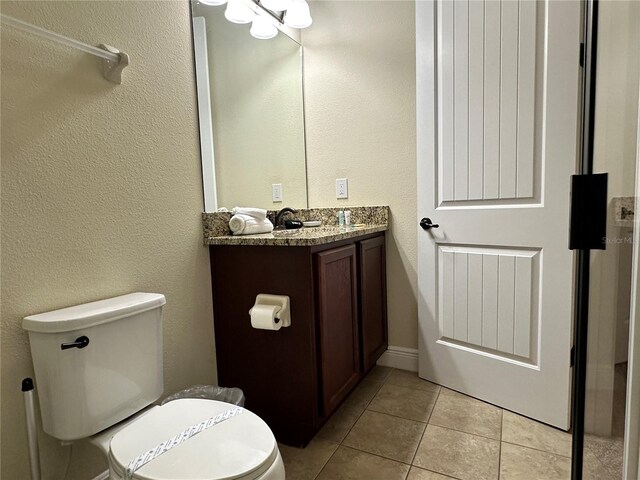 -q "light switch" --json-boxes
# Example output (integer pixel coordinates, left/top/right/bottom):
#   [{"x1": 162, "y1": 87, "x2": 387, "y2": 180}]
[{"x1": 272, "y1": 184, "x2": 283, "y2": 202}]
